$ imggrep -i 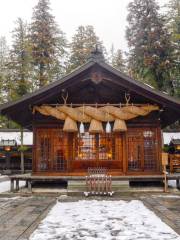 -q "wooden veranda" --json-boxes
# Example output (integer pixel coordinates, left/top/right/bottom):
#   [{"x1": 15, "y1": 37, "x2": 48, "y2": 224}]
[{"x1": 9, "y1": 173, "x2": 180, "y2": 193}]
